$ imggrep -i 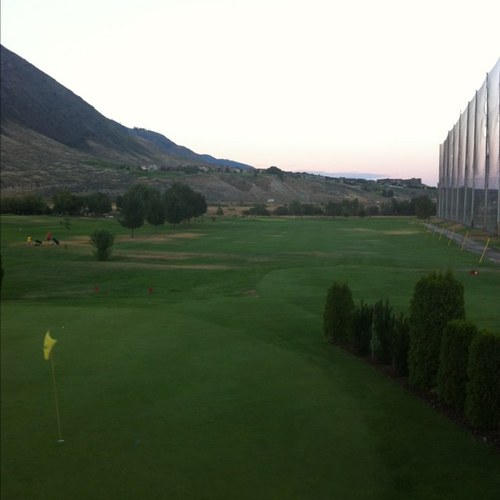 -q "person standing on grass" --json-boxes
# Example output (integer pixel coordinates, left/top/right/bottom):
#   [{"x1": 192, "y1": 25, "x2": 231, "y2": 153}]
[
  {"x1": 46, "y1": 231, "x2": 52, "y2": 243},
  {"x1": 27, "y1": 235, "x2": 32, "y2": 246}
]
